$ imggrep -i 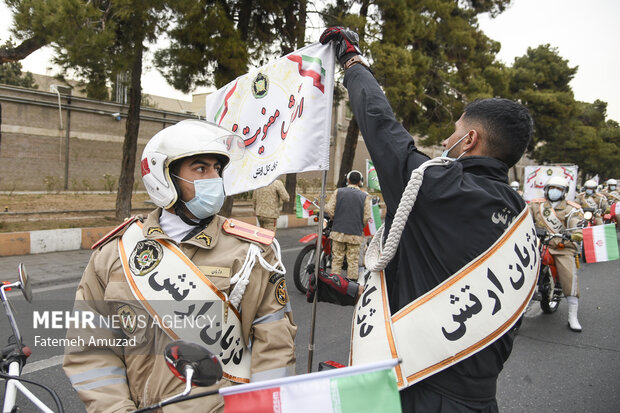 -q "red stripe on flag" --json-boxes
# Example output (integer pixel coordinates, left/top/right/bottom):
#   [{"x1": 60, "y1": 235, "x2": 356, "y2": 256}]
[
  {"x1": 303, "y1": 200, "x2": 312, "y2": 209},
  {"x1": 286, "y1": 55, "x2": 325, "y2": 93},
  {"x1": 223, "y1": 387, "x2": 281, "y2": 413},
  {"x1": 582, "y1": 226, "x2": 597, "y2": 263},
  {"x1": 218, "y1": 81, "x2": 238, "y2": 125}
]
